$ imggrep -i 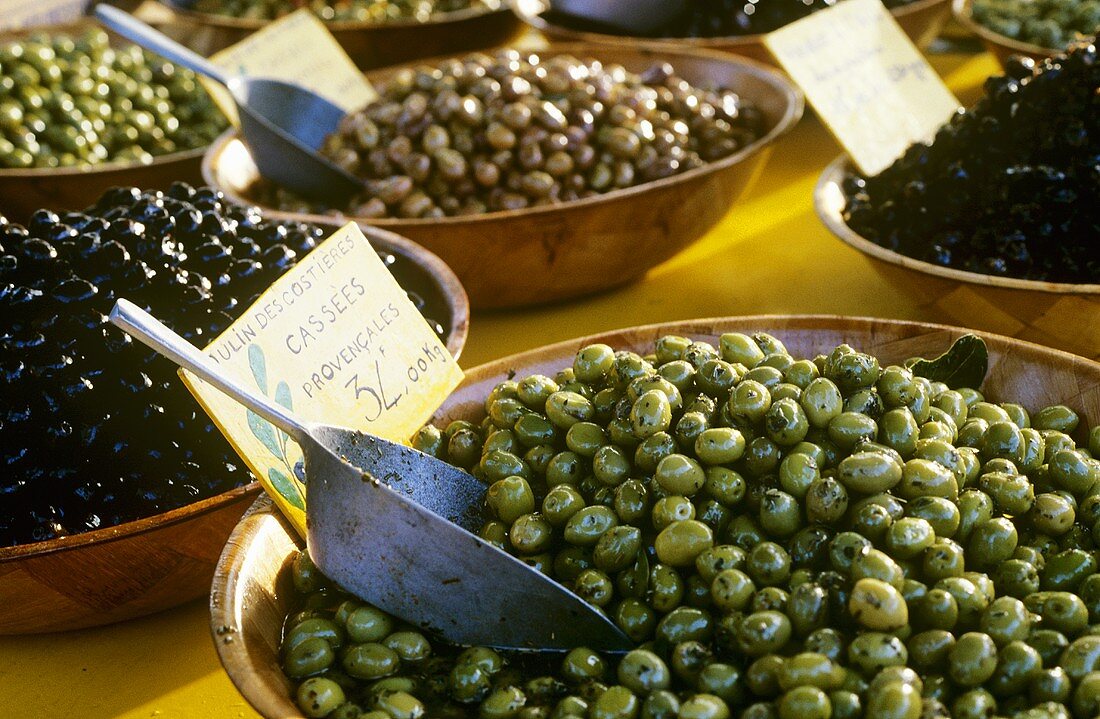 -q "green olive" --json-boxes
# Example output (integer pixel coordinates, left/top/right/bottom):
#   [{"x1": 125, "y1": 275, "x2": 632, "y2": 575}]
[
  {"x1": 898, "y1": 458, "x2": 958, "y2": 501},
  {"x1": 297, "y1": 677, "x2": 346, "y2": 718},
  {"x1": 837, "y1": 451, "x2": 902, "y2": 493},
  {"x1": 847, "y1": 632, "x2": 908, "y2": 675},
  {"x1": 655, "y1": 519, "x2": 714, "y2": 567},
  {"x1": 849, "y1": 578, "x2": 908, "y2": 631},
  {"x1": 949, "y1": 632, "x2": 999, "y2": 687},
  {"x1": 343, "y1": 642, "x2": 400, "y2": 680},
  {"x1": 487, "y1": 475, "x2": 536, "y2": 524},
  {"x1": 737, "y1": 610, "x2": 792, "y2": 656}
]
